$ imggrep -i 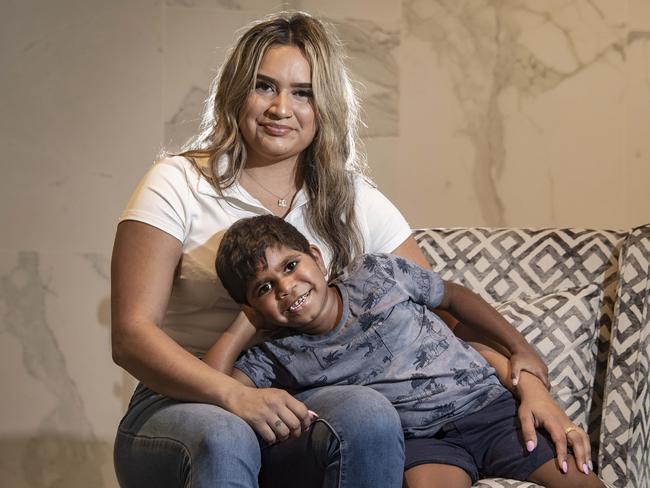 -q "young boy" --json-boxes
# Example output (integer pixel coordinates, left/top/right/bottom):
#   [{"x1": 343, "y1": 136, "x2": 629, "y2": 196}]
[{"x1": 208, "y1": 215, "x2": 603, "y2": 488}]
